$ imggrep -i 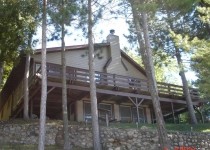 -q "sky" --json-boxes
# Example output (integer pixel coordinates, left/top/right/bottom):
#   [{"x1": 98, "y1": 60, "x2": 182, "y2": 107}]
[
  {"x1": 35, "y1": 17, "x2": 130, "y2": 49},
  {"x1": 34, "y1": 3, "x2": 197, "y2": 84}
]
